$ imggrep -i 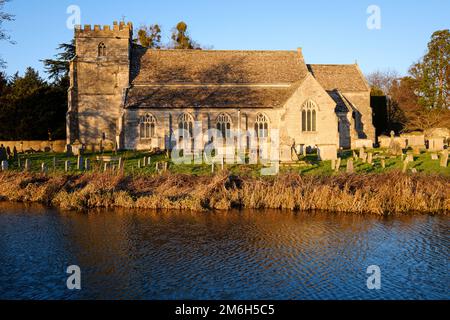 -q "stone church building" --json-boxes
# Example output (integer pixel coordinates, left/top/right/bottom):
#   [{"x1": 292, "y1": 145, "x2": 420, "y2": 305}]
[{"x1": 67, "y1": 21, "x2": 375, "y2": 161}]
